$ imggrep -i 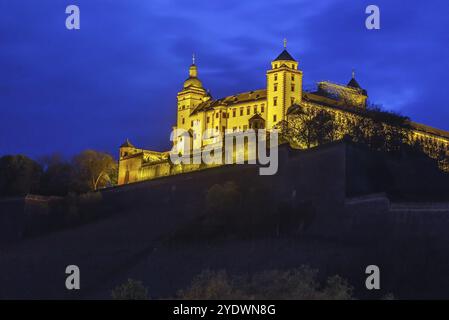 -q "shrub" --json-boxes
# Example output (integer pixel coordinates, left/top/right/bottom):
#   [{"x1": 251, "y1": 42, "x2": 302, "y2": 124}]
[
  {"x1": 248, "y1": 266, "x2": 320, "y2": 300},
  {"x1": 319, "y1": 275, "x2": 354, "y2": 300},
  {"x1": 178, "y1": 267, "x2": 354, "y2": 300},
  {"x1": 111, "y1": 279, "x2": 149, "y2": 300},
  {"x1": 178, "y1": 270, "x2": 247, "y2": 300}
]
